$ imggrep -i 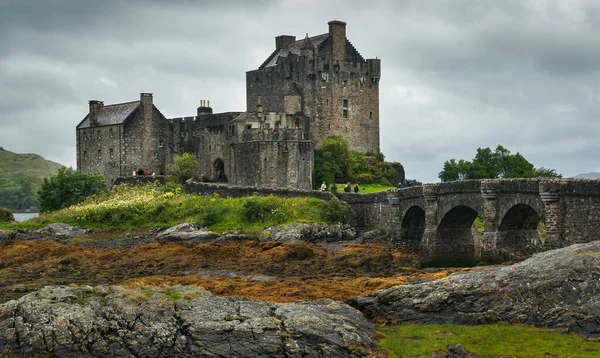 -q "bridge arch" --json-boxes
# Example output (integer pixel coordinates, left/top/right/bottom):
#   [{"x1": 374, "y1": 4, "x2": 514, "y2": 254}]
[
  {"x1": 432, "y1": 205, "x2": 479, "y2": 262},
  {"x1": 497, "y1": 203, "x2": 543, "y2": 260},
  {"x1": 400, "y1": 205, "x2": 425, "y2": 252}
]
